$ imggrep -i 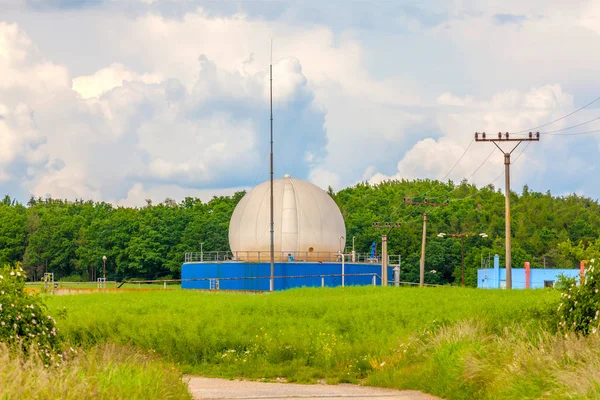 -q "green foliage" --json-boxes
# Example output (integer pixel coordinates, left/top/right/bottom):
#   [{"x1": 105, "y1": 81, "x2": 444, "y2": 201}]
[
  {"x1": 1, "y1": 180, "x2": 599, "y2": 283},
  {"x1": 0, "y1": 263, "x2": 61, "y2": 359},
  {"x1": 557, "y1": 260, "x2": 600, "y2": 335}
]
